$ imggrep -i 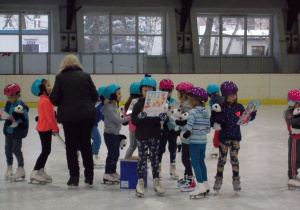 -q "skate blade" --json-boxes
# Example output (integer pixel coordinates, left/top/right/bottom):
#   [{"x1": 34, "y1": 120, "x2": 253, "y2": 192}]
[
  {"x1": 102, "y1": 179, "x2": 119, "y2": 185},
  {"x1": 68, "y1": 185, "x2": 78, "y2": 189},
  {"x1": 170, "y1": 174, "x2": 179, "y2": 180},
  {"x1": 189, "y1": 193, "x2": 207, "y2": 199},
  {"x1": 135, "y1": 191, "x2": 144, "y2": 198},
  {"x1": 10, "y1": 176, "x2": 26, "y2": 181},
  {"x1": 288, "y1": 186, "x2": 300, "y2": 191}
]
